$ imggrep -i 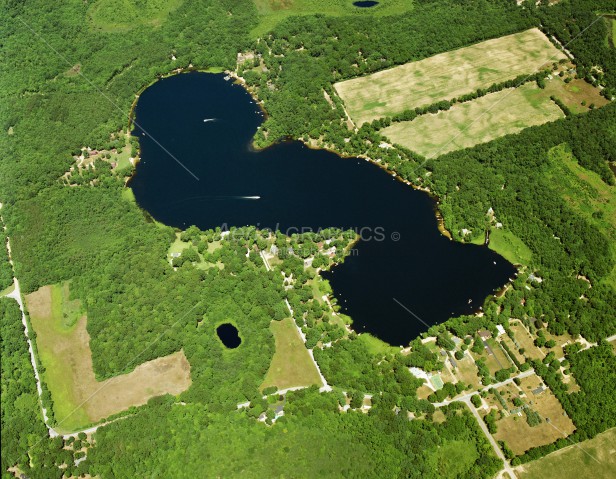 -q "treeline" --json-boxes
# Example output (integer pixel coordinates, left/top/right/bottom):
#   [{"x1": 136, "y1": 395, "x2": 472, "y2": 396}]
[
  {"x1": 371, "y1": 70, "x2": 555, "y2": 127},
  {"x1": 0, "y1": 229, "x2": 12, "y2": 291}
]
